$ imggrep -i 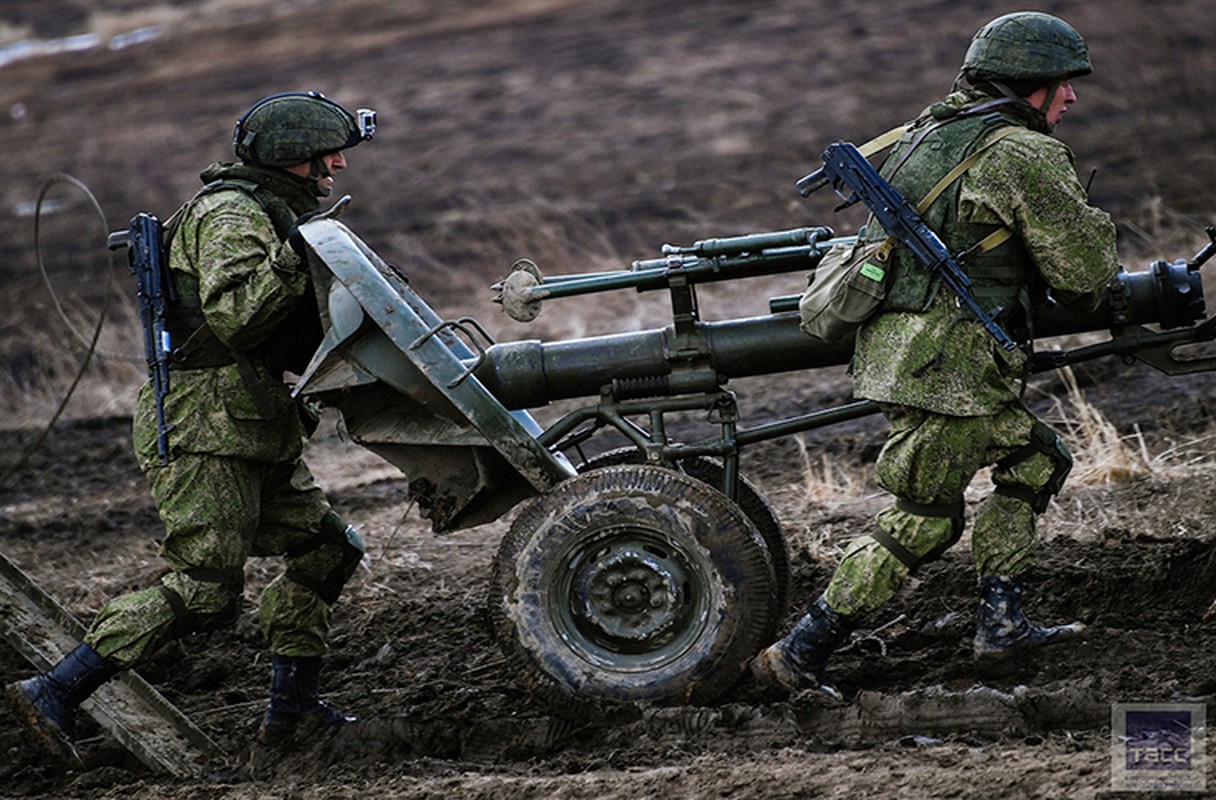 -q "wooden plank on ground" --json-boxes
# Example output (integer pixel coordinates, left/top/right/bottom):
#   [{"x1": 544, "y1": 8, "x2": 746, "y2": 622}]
[{"x1": 0, "y1": 550, "x2": 225, "y2": 775}]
